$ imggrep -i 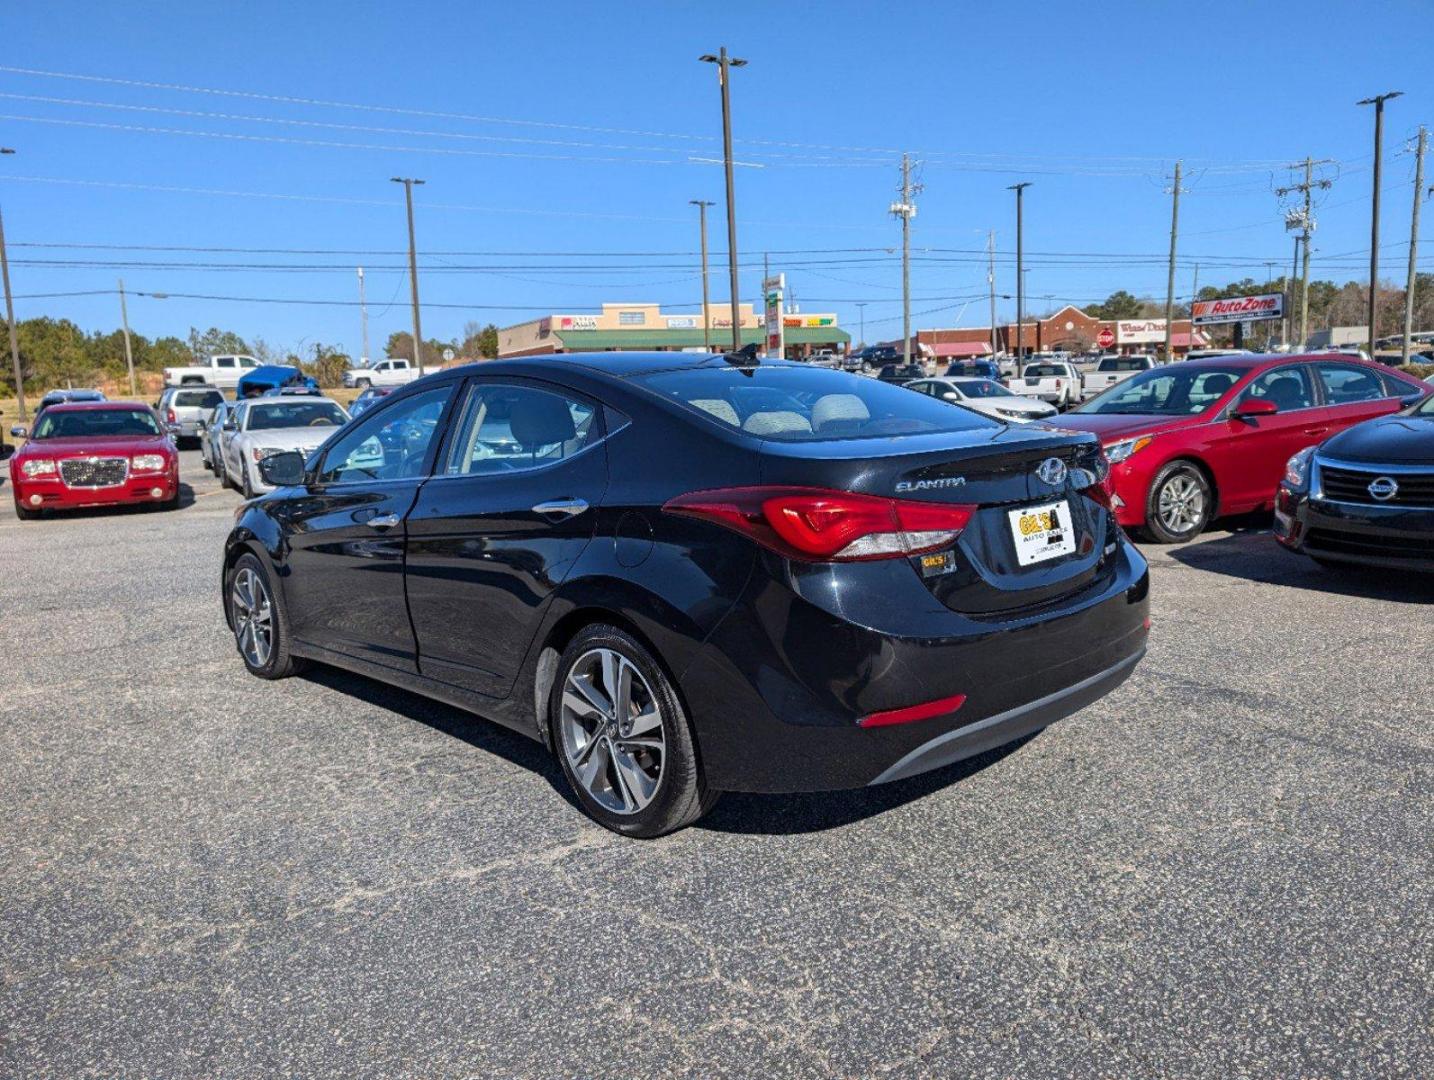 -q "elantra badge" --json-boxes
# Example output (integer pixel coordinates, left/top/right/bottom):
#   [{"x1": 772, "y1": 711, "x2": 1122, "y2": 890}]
[
  {"x1": 896, "y1": 477, "x2": 966, "y2": 493},
  {"x1": 1367, "y1": 476, "x2": 1399, "y2": 501},
  {"x1": 1036, "y1": 457, "x2": 1068, "y2": 486}
]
